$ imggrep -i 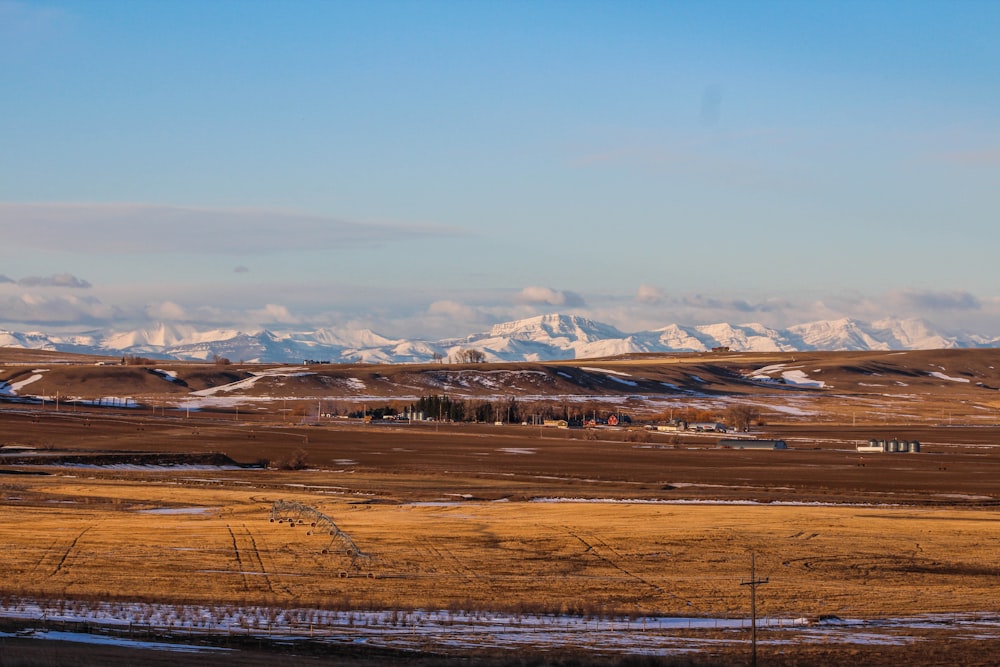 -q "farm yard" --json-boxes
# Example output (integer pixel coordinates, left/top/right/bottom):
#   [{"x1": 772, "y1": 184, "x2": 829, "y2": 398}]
[{"x1": 2, "y1": 349, "x2": 1000, "y2": 665}]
